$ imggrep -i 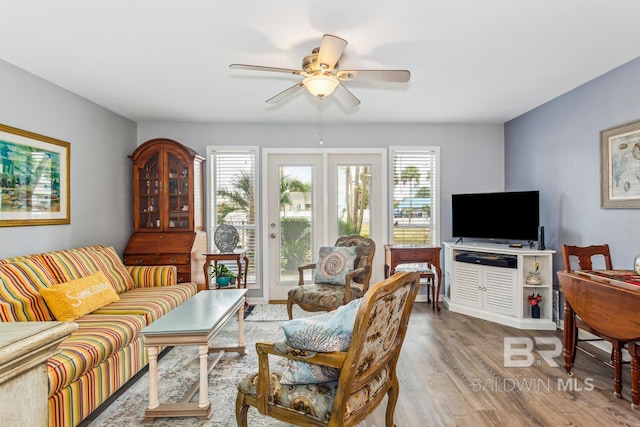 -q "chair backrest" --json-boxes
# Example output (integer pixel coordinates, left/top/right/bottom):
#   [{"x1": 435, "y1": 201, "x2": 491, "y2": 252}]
[
  {"x1": 329, "y1": 271, "x2": 419, "y2": 423},
  {"x1": 561, "y1": 244, "x2": 613, "y2": 271},
  {"x1": 335, "y1": 235, "x2": 376, "y2": 286}
]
